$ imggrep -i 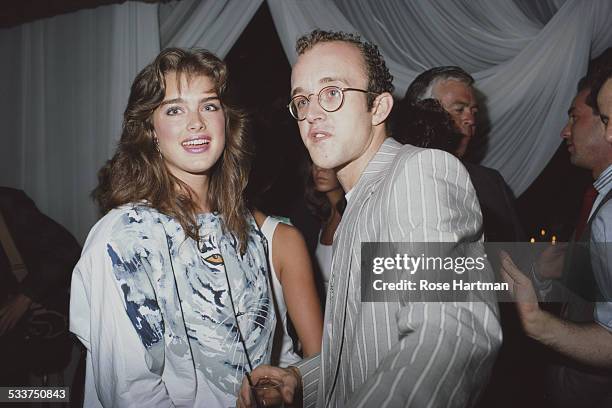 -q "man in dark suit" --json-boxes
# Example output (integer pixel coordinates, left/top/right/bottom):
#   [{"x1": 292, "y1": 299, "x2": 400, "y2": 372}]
[
  {"x1": 0, "y1": 187, "x2": 81, "y2": 385},
  {"x1": 402, "y1": 66, "x2": 525, "y2": 242}
]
